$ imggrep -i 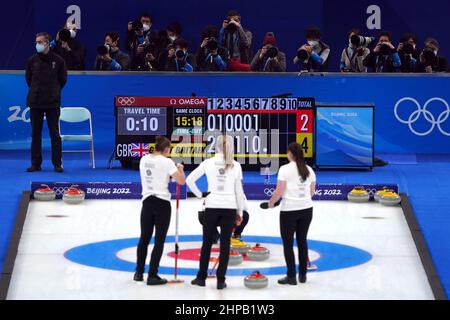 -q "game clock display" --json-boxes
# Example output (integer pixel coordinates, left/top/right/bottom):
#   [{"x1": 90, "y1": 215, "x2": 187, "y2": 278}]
[{"x1": 114, "y1": 96, "x2": 315, "y2": 168}]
